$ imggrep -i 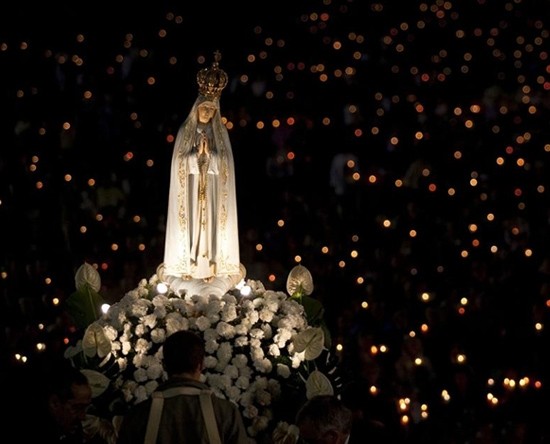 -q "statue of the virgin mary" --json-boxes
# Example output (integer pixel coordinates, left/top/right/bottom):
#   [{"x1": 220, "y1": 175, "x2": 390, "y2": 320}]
[{"x1": 160, "y1": 52, "x2": 244, "y2": 296}]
